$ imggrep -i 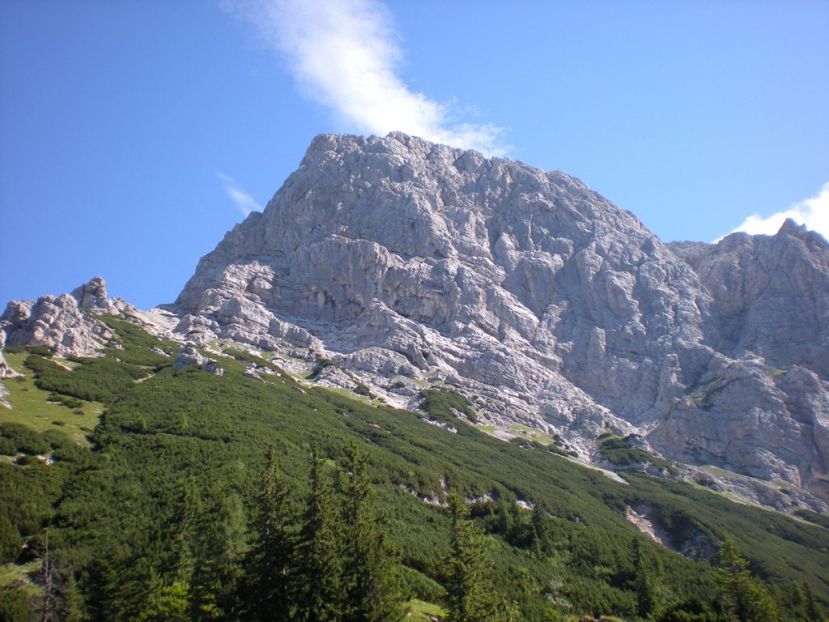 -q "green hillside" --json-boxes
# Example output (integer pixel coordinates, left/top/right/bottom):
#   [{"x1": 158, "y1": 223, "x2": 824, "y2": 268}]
[{"x1": 0, "y1": 316, "x2": 827, "y2": 621}]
